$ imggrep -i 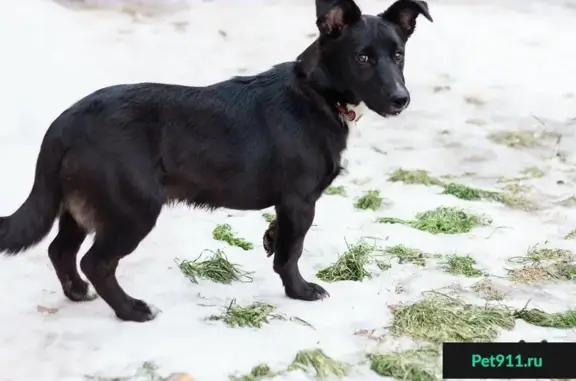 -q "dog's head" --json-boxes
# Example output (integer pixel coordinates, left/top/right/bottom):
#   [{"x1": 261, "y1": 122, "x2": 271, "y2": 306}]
[{"x1": 304, "y1": 0, "x2": 432, "y2": 118}]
